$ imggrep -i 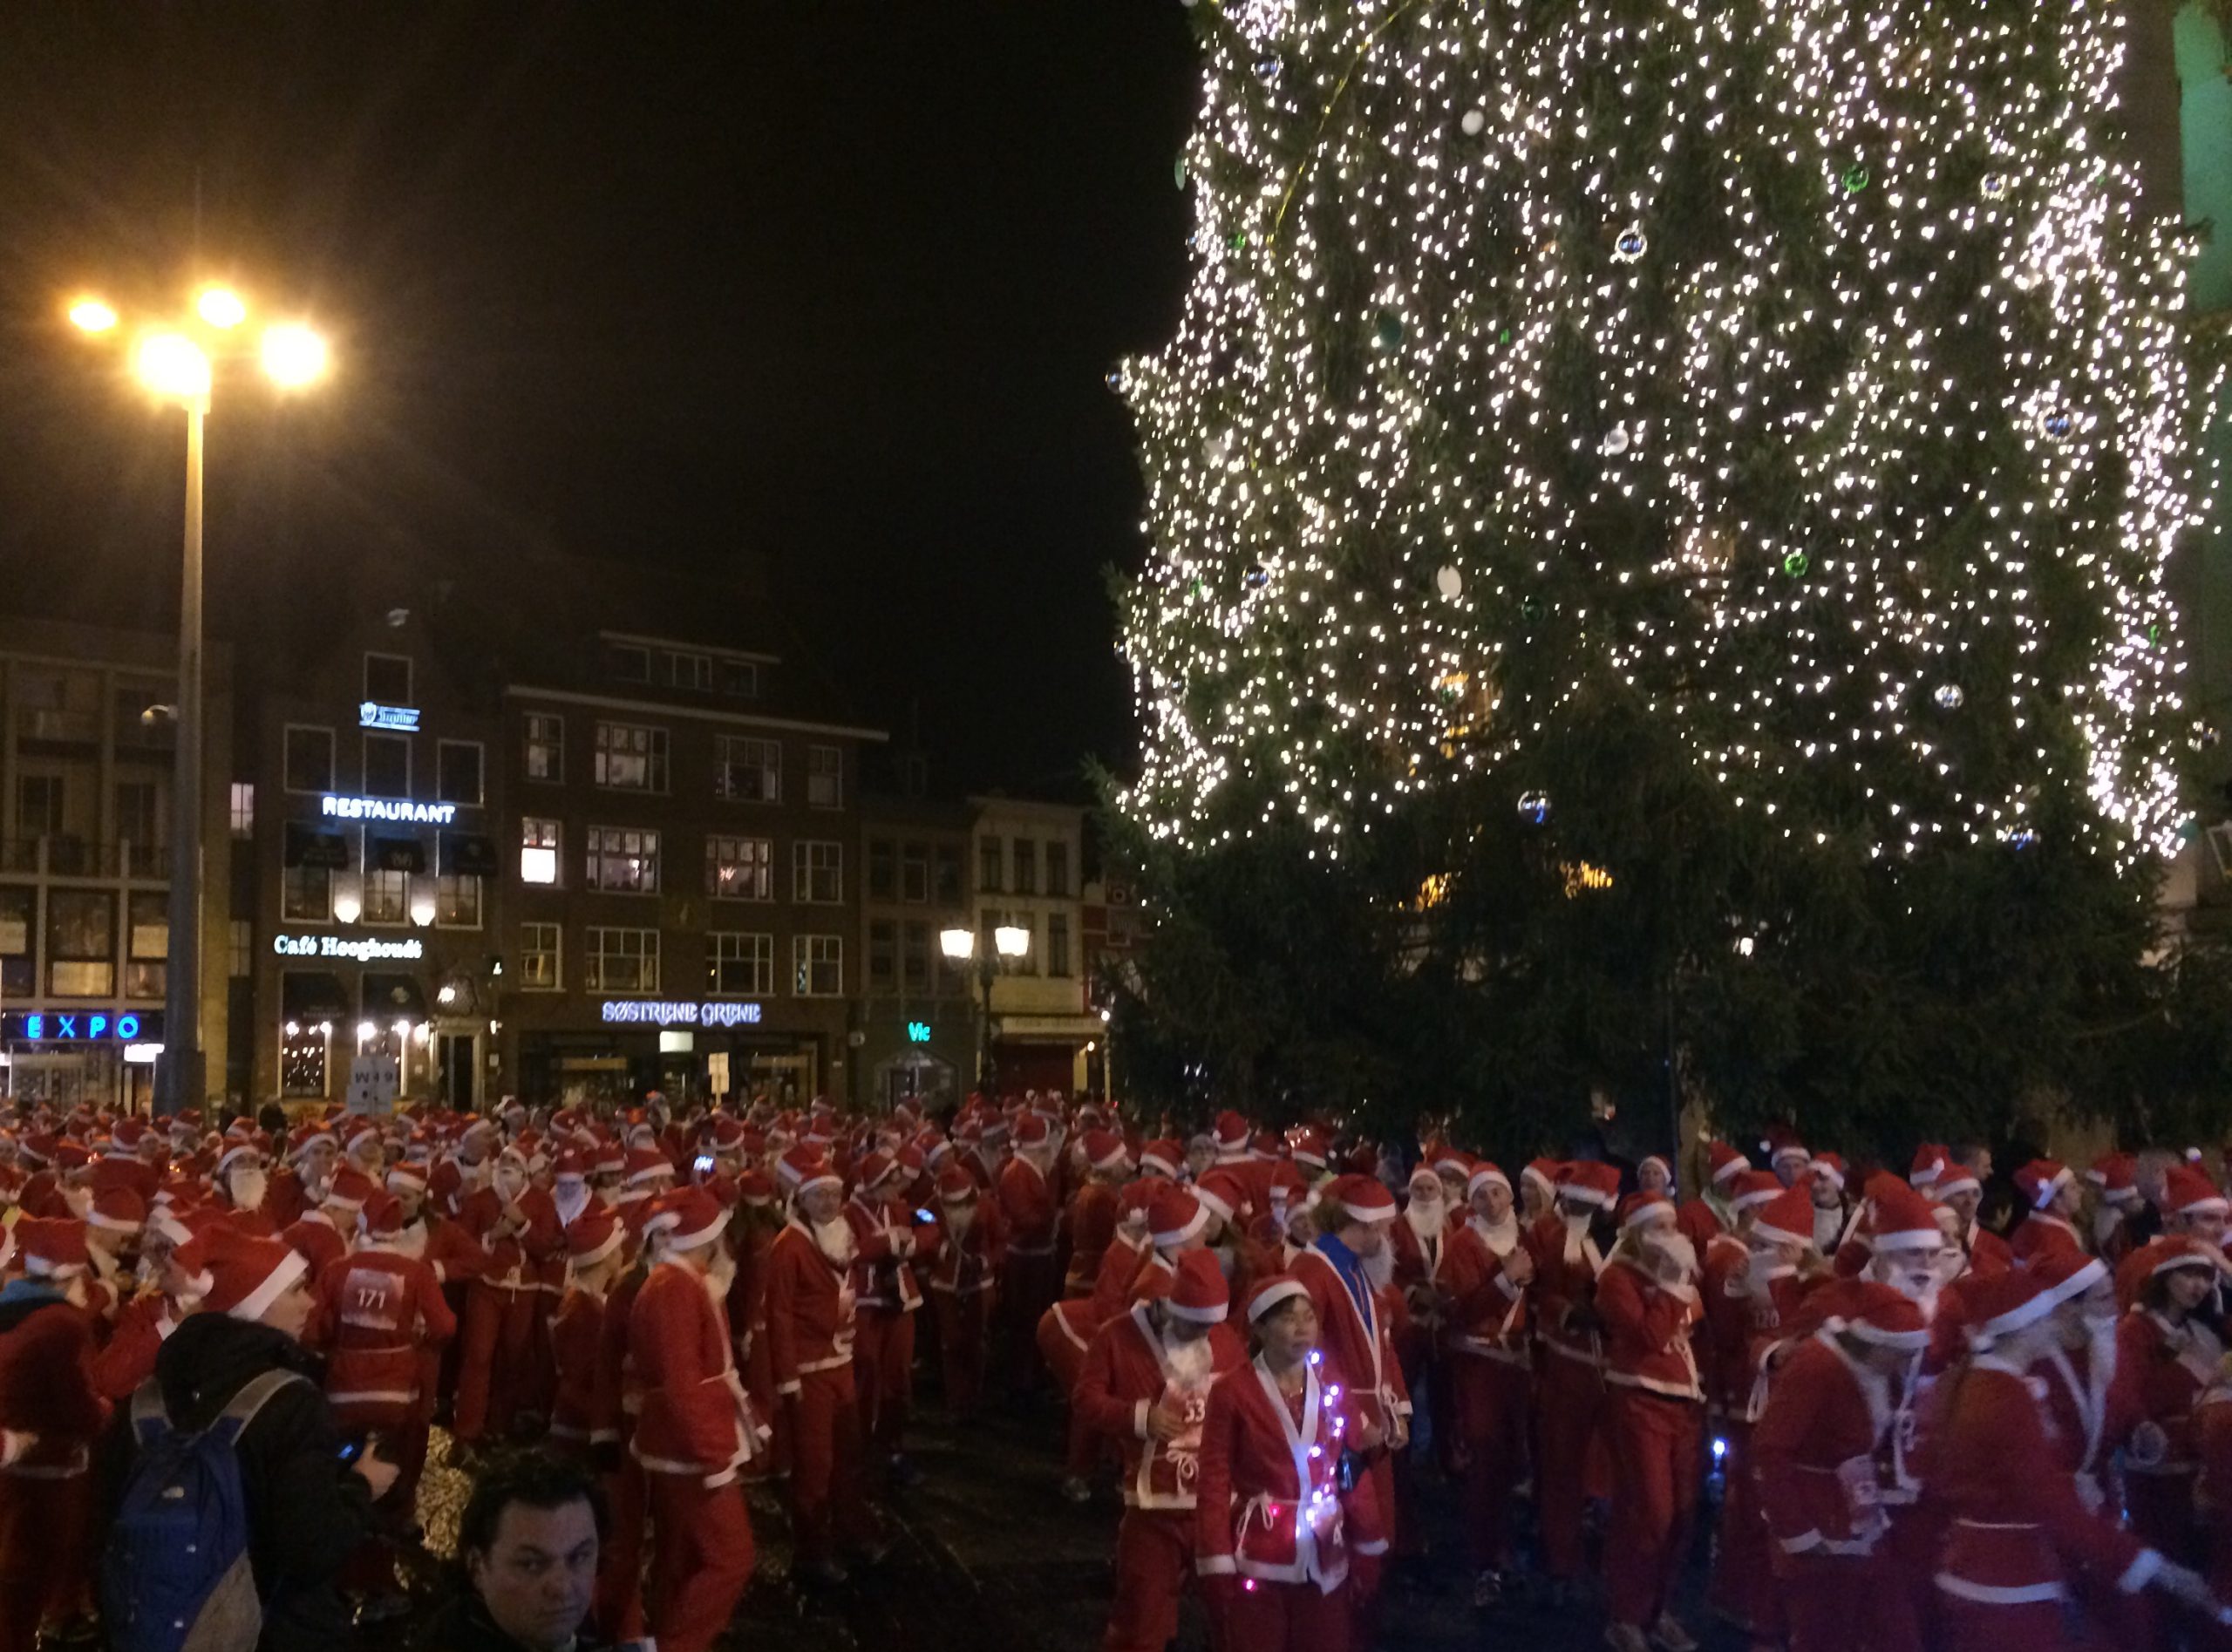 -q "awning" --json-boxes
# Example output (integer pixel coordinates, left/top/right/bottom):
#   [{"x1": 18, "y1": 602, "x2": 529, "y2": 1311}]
[
  {"x1": 371, "y1": 836, "x2": 427, "y2": 874},
  {"x1": 281, "y1": 972, "x2": 350, "y2": 1021},
  {"x1": 442, "y1": 832, "x2": 500, "y2": 877},
  {"x1": 283, "y1": 823, "x2": 349, "y2": 869},
  {"x1": 363, "y1": 972, "x2": 428, "y2": 1016}
]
